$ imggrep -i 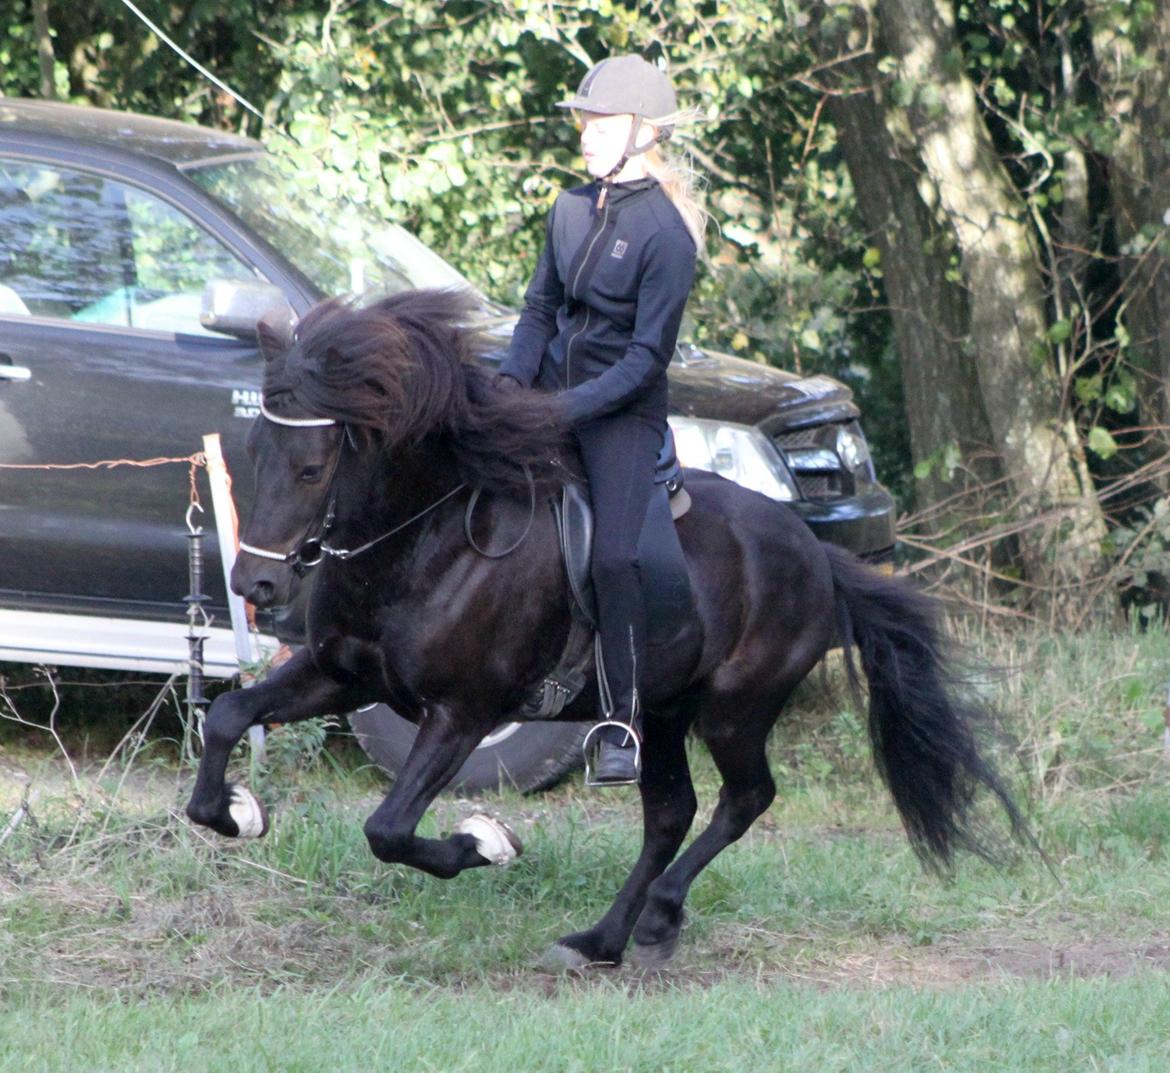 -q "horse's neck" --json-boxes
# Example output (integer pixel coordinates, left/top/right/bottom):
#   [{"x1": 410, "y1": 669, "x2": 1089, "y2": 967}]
[{"x1": 339, "y1": 440, "x2": 462, "y2": 533}]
